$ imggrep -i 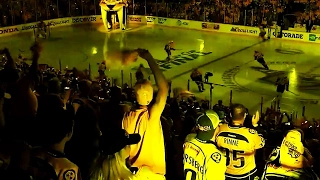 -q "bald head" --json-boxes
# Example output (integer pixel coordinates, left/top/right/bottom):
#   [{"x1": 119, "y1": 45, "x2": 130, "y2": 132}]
[{"x1": 134, "y1": 79, "x2": 153, "y2": 106}]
